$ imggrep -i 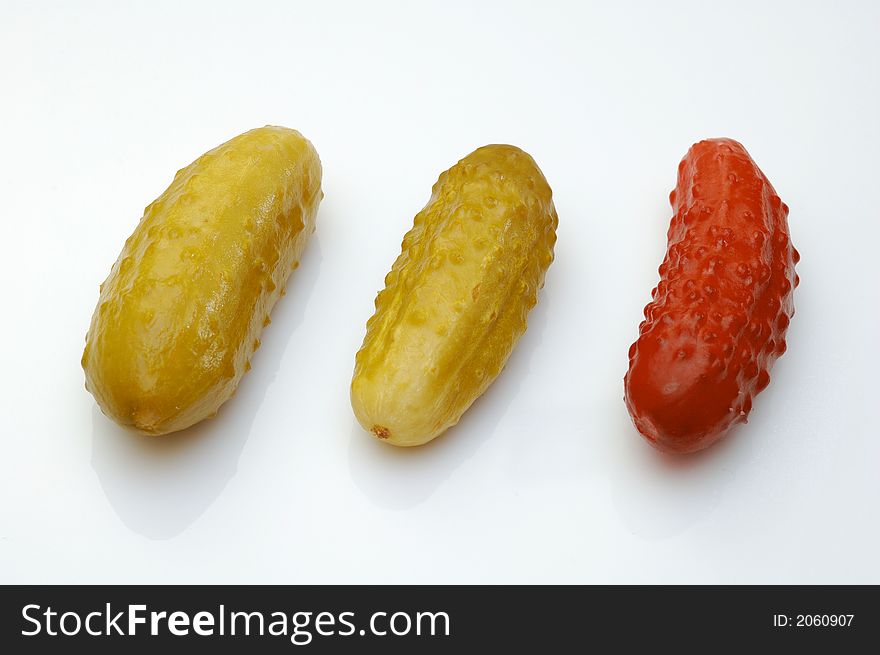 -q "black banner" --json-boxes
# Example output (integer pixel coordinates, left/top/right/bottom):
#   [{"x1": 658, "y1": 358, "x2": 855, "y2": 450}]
[{"x1": 1, "y1": 585, "x2": 875, "y2": 652}]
